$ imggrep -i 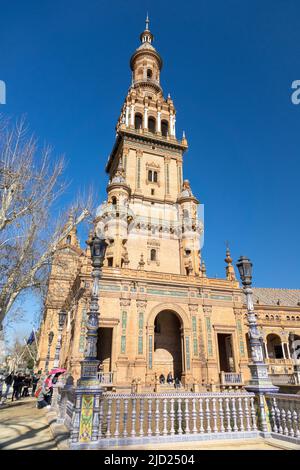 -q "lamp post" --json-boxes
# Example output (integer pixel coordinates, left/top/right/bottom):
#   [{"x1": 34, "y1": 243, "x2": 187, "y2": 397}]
[
  {"x1": 45, "y1": 330, "x2": 54, "y2": 373},
  {"x1": 53, "y1": 310, "x2": 67, "y2": 368},
  {"x1": 70, "y1": 233, "x2": 107, "y2": 446},
  {"x1": 236, "y1": 256, "x2": 278, "y2": 435}
]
